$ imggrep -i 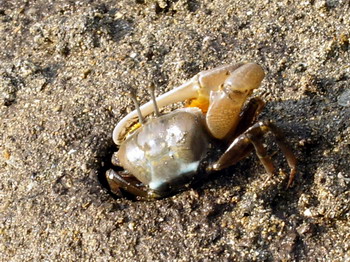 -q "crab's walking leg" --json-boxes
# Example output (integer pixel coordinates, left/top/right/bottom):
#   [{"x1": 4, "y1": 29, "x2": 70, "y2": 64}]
[
  {"x1": 230, "y1": 97, "x2": 265, "y2": 140},
  {"x1": 106, "y1": 169, "x2": 161, "y2": 200},
  {"x1": 267, "y1": 123, "x2": 297, "y2": 187},
  {"x1": 209, "y1": 121, "x2": 297, "y2": 187},
  {"x1": 248, "y1": 133, "x2": 276, "y2": 175}
]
